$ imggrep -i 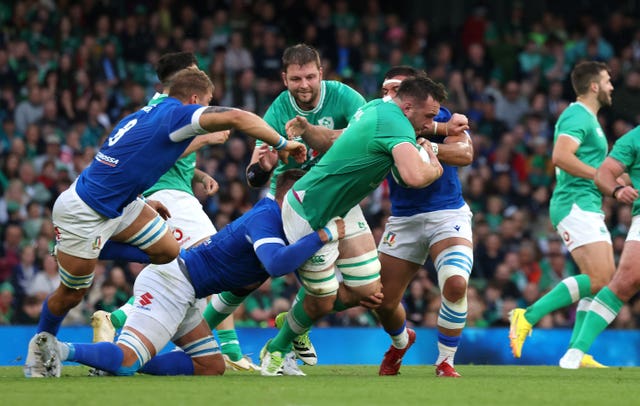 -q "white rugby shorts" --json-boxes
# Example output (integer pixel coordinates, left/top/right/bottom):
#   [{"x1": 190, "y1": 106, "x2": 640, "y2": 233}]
[{"x1": 378, "y1": 204, "x2": 473, "y2": 265}]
